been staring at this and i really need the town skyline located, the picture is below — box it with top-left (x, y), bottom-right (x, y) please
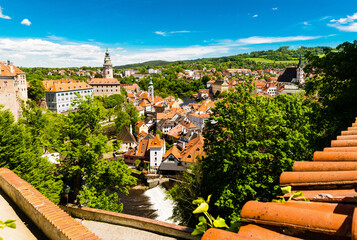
top-left (0, 0), bottom-right (357, 67)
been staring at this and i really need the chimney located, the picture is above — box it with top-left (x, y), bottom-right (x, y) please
top-left (130, 124), bottom-right (133, 135)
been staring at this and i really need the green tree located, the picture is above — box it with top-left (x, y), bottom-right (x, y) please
top-left (28, 78), bottom-right (45, 104)
top-left (304, 40), bottom-right (357, 148)
top-left (0, 107), bottom-right (63, 204)
top-left (55, 97), bottom-right (136, 211)
top-left (115, 109), bottom-right (131, 133)
top-left (200, 82), bottom-right (312, 223)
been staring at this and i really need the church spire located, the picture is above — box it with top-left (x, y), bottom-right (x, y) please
top-left (297, 54), bottom-right (303, 68)
top-left (148, 77), bottom-right (154, 101)
top-left (103, 49), bottom-right (113, 79)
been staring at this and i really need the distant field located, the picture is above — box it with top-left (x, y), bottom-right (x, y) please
top-left (247, 58), bottom-right (299, 64)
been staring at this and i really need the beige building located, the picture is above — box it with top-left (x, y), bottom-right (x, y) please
top-left (87, 78), bottom-right (121, 96)
top-left (212, 79), bottom-right (229, 95)
top-left (0, 61), bottom-right (28, 121)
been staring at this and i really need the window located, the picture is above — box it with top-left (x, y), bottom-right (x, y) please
top-left (155, 157), bottom-right (157, 161)
top-left (155, 152), bottom-right (157, 156)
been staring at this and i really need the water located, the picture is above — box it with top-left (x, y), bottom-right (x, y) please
top-left (119, 185), bottom-right (176, 224)
top-left (144, 185), bottom-right (175, 223)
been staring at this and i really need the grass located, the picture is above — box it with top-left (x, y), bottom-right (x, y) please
top-left (247, 58), bottom-right (299, 64)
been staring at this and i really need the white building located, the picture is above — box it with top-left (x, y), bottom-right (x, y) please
top-left (149, 134), bottom-right (166, 171)
top-left (45, 80), bottom-right (93, 113)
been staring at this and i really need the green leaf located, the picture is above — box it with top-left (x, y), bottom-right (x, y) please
top-left (213, 216), bottom-right (229, 228)
top-left (291, 191), bottom-right (303, 198)
top-left (226, 221), bottom-right (241, 233)
top-left (191, 228), bottom-right (204, 236)
top-left (198, 216), bottom-right (207, 224)
top-left (192, 197), bottom-right (205, 205)
top-left (206, 194), bottom-right (212, 204)
top-left (4, 220), bottom-right (15, 224)
top-left (193, 202), bottom-right (209, 214)
top-left (281, 186), bottom-right (292, 194)
top-left (6, 222), bottom-right (16, 229)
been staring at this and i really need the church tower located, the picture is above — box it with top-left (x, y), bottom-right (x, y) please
top-left (103, 49), bottom-right (113, 79)
top-left (296, 55), bottom-right (304, 84)
top-left (148, 77), bottom-right (154, 101)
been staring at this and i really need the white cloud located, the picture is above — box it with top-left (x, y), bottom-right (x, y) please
top-left (221, 35), bottom-right (322, 45)
top-left (170, 30), bottom-right (190, 34)
top-left (0, 34), bottom-right (326, 67)
top-left (155, 31), bottom-right (167, 36)
top-left (0, 38), bottom-right (229, 67)
top-left (155, 30), bottom-right (191, 36)
top-left (303, 22), bottom-right (310, 25)
top-left (21, 19), bottom-right (31, 26)
top-left (0, 6), bottom-right (11, 19)
top-left (252, 14), bottom-right (258, 18)
top-left (329, 13), bottom-right (357, 32)
top-left (272, 8), bottom-right (278, 11)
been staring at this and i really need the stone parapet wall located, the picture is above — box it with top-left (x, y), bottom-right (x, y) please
top-left (61, 203), bottom-right (199, 240)
top-left (0, 168), bottom-right (100, 240)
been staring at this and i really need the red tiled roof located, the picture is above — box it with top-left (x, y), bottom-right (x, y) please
top-left (0, 61), bottom-right (24, 77)
top-left (150, 134), bottom-right (164, 148)
top-left (44, 80), bottom-right (92, 92)
top-left (179, 135), bottom-right (205, 163)
top-left (204, 117), bottom-right (357, 239)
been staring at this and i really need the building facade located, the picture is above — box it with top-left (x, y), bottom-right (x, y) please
top-left (45, 80), bottom-right (93, 113)
top-left (88, 50), bottom-right (120, 96)
top-left (0, 61), bottom-right (28, 121)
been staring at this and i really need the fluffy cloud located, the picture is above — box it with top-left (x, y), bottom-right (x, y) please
top-left (21, 19), bottom-right (31, 26)
top-left (272, 8), bottom-right (278, 11)
top-left (0, 38), bottom-right (229, 67)
top-left (0, 34), bottom-right (324, 67)
top-left (328, 13), bottom-right (357, 32)
top-left (252, 14), bottom-right (258, 18)
top-left (0, 6), bottom-right (11, 19)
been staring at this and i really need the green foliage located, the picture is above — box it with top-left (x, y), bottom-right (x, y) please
top-left (201, 81), bottom-right (313, 223)
top-left (0, 107), bottom-right (63, 204)
top-left (0, 219), bottom-right (16, 240)
top-left (138, 76), bottom-right (205, 99)
top-left (55, 96), bottom-right (136, 211)
top-left (102, 94), bottom-right (125, 109)
top-left (273, 186), bottom-right (309, 203)
top-left (28, 78), bottom-right (45, 103)
top-left (304, 40), bottom-right (357, 149)
top-left (191, 195), bottom-right (230, 236)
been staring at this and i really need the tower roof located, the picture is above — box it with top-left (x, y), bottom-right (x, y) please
top-left (297, 54), bottom-right (303, 68)
top-left (149, 77), bottom-right (153, 87)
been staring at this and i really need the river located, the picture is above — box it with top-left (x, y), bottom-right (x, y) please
top-left (119, 185), bottom-right (176, 224)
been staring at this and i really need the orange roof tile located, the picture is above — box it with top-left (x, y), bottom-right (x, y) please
top-left (0, 61), bottom-right (24, 77)
top-left (150, 134), bottom-right (164, 148)
top-left (179, 135), bottom-right (205, 163)
top-left (164, 145), bottom-right (181, 159)
top-left (45, 80), bottom-right (93, 92)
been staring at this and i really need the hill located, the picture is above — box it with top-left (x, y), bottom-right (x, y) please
top-left (114, 46), bottom-right (333, 70)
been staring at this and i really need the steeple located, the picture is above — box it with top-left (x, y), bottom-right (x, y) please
top-left (148, 77), bottom-right (154, 102)
top-left (103, 49), bottom-right (113, 79)
top-left (297, 54), bottom-right (303, 68)
top-left (296, 54), bottom-right (304, 84)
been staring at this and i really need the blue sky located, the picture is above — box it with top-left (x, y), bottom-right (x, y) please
top-left (0, 0), bottom-right (356, 67)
